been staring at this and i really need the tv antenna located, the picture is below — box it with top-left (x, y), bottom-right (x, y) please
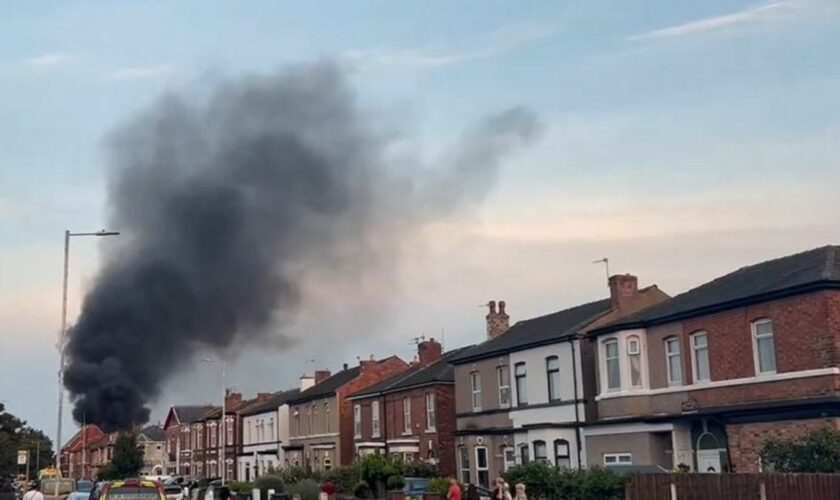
top-left (593, 257), bottom-right (610, 283)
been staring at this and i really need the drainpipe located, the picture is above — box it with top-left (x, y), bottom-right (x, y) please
top-left (382, 395), bottom-right (389, 457)
top-left (570, 338), bottom-right (583, 468)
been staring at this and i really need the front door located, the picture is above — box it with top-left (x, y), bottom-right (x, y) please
top-left (697, 449), bottom-right (722, 473)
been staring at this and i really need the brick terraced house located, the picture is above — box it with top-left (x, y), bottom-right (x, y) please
top-left (586, 246), bottom-right (840, 473)
top-left (348, 339), bottom-right (472, 477)
top-left (285, 356), bottom-right (409, 472)
top-left (163, 405), bottom-right (215, 477)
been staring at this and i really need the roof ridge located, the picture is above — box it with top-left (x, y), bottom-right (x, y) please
top-left (512, 297), bottom-right (611, 326)
top-left (822, 246), bottom-right (837, 280)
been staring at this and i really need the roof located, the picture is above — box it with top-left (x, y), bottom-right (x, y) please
top-left (450, 298), bottom-right (614, 364)
top-left (173, 405), bottom-right (216, 425)
top-left (62, 425), bottom-right (106, 452)
top-left (592, 245), bottom-right (840, 334)
top-left (139, 425), bottom-right (166, 442)
top-left (349, 346), bottom-right (475, 399)
top-left (239, 389), bottom-right (301, 416)
top-left (289, 366), bottom-right (362, 404)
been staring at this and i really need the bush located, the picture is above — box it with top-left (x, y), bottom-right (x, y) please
top-left (503, 463), bottom-right (626, 500)
top-left (402, 460), bottom-right (438, 478)
top-left (761, 427), bottom-right (840, 472)
top-left (279, 466), bottom-right (309, 485)
top-left (426, 478), bottom-right (450, 496)
top-left (322, 464), bottom-right (361, 494)
top-left (254, 474), bottom-right (285, 494)
top-left (353, 480), bottom-right (371, 498)
top-left (227, 482), bottom-right (254, 495)
top-left (386, 475), bottom-right (405, 491)
top-left (285, 479), bottom-right (320, 500)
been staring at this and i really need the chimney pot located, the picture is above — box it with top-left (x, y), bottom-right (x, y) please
top-left (343, 363), bottom-right (349, 371)
top-left (486, 299), bottom-right (510, 340)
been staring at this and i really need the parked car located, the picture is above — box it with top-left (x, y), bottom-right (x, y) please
top-left (68, 480), bottom-right (94, 500)
top-left (100, 480), bottom-right (166, 500)
top-left (162, 484), bottom-right (183, 500)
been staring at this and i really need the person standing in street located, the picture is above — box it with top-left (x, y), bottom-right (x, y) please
top-left (446, 477), bottom-right (461, 500)
top-left (22, 482), bottom-right (43, 500)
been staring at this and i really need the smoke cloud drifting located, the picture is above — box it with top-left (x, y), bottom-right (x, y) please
top-left (63, 62), bottom-right (540, 431)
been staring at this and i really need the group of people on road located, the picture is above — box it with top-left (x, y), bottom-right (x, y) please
top-left (446, 476), bottom-right (527, 500)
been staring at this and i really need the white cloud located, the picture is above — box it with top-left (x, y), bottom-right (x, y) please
top-left (346, 22), bottom-right (557, 72)
top-left (108, 64), bottom-right (172, 82)
top-left (627, 0), bottom-right (834, 41)
top-left (24, 52), bottom-right (73, 68)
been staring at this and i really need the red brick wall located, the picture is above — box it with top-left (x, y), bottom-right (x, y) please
top-left (337, 357), bottom-right (409, 465)
top-left (726, 417), bottom-right (840, 472)
top-left (681, 290), bottom-right (840, 384)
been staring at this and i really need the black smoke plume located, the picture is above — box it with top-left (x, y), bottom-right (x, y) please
top-left (63, 61), bottom-right (540, 431)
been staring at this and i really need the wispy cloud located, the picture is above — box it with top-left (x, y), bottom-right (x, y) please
top-left (24, 52), bottom-right (73, 68)
top-left (108, 64), bottom-right (172, 82)
top-left (346, 22), bottom-right (557, 72)
top-left (627, 0), bottom-right (834, 41)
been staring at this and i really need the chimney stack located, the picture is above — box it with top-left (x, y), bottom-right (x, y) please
top-left (418, 338), bottom-right (443, 366)
top-left (486, 300), bottom-right (510, 340)
top-left (609, 274), bottom-right (639, 310)
top-left (299, 375), bottom-right (315, 392)
top-left (314, 370), bottom-right (331, 384)
top-left (224, 390), bottom-right (242, 411)
top-left (256, 392), bottom-right (273, 402)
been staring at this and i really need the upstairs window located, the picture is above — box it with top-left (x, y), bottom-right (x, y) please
top-left (325, 403), bottom-right (330, 433)
top-left (371, 401), bottom-right (381, 438)
top-left (604, 339), bottom-right (621, 390)
top-left (403, 397), bottom-right (412, 434)
top-left (753, 319), bottom-right (777, 374)
top-left (627, 336), bottom-right (642, 388)
top-left (691, 332), bottom-right (710, 383)
top-left (665, 337), bottom-right (683, 386)
top-left (470, 372), bottom-right (482, 411)
top-left (425, 392), bottom-right (436, 431)
top-left (515, 362), bottom-right (528, 406)
top-left (353, 404), bottom-right (361, 438)
top-left (497, 366), bottom-right (511, 408)
top-left (546, 356), bottom-right (561, 402)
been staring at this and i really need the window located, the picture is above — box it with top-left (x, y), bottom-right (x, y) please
top-left (425, 393), bottom-right (436, 431)
top-left (294, 411), bottom-right (300, 436)
top-left (353, 404), bottom-right (361, 438)
top-left (324, 403), bottom-right (330, 433)
top-left (546, 356), bottom-right (561, 402)
top-left (665, 337), bottom-right (683, 386)
top-left (470, 372), bottom-right (482, 411)
top-left (268, 417), bottom-right (275, 441)
top-left (497, 366), bottom-right (511, 408)
top-left (627, 336), bottom-right (642, 388)
top-left (533, 440), bottom-right (547, 463)
top-left (515, 362), bottom-right (528, 406)
top-left (458, 447), bottom-right (470, 484)
top-left (502, 446), bottom-right (516, 472)
top-left (475, 447), bottom-right (489, 488)
top-left (308, 406), bottom-right (314, 434)
top-left (403, 397), bottom-right (412, 434)
top-left (226, 418), bottom-right (233, 444)
top-left (313, 406), bottom-right (319, 434)
top-left (519, 444), bottom-right (530, 464)
top-left (603, 453), bottom-right (632, 465)
top-left (554, 440), bottom-right (571, 468)
top-left (371, 401), bottom-right (381, 438)
top-left (691, 332), bottom-right (710, 383)
top-left (604, 339), bottom-right (621, 390)
top-left (753, 319), bottom-right (777, 374)
top-left (210, 424), bottom-right (217, 447)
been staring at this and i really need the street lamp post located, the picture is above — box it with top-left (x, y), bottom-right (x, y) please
top-left (202, 358), bottom-right (227, 485)
top-left (55, 229), bottom-right (119, 494)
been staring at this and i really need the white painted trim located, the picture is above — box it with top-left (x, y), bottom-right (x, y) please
top-left (584, 422), bottom-right (674, 437)
top-left (752, 318), bottom-right (777, 375)
top-left (355, 442), bottom-right (386, 448)
top-left (596, 367), bottom-right (840, 400)
top-left (387, 438), bottom-right (420, 445)
top-left (290, 432), bottom-right (339, 439)
top-left (690, 331), bottom-right (710, 384)
top-left (311, 444), bottom-right (335, 450)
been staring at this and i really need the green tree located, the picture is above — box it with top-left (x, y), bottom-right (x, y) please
top-left (101, 433), bottom-right (144, 479)
top-left (760, 427), bottom-right (840, 473)
top-left (0, 403), bottom-right (55, 480)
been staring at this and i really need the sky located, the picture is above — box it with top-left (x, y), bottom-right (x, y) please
top-left (1, 0), bottom-right (839, 445)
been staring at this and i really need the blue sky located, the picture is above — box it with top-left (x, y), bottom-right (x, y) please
top-left (2, 0), bottom-right (840, 443)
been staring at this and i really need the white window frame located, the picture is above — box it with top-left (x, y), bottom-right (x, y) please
top-left (603, 453), bottom-right (632, 465)
top-left (627, 335), bottom-right (643, 388)
top-left (324, 403), bottom-right (330, 433)
top-left (691, 331), bottom-right (711, 383)
top-left (425, 392), bottom-right (436, 431)
top-left (604, 338), bottom-right (621, 391)
top-left (665, 337), bottom-right (683, 386)
top-left (502, 445), bottom-right (516, 472)
top-left (554, 439), bottom-right (571, 468)
top-left (458, 447), bottom-right (470, 484)
top-left (402, 397), bottom-right (412, 434)
top-left (533, 440), bottom-right (547, 463)
top-left (470, 372), bottom-right (482, 411)
top-left (497, 366), bottom-right (511, 408)
top-left (371, 401), bottom-right (381, 438)
top-left (353, 404), bottom-right (361, 438)
top-left (475, 446), bottom-right (490, 489)
top-left (752, 319), bottom-right (777, 375)
top-left (514, 362), bottom-right (528, 407)
top-left (546, 356), bottom-right (561, 402)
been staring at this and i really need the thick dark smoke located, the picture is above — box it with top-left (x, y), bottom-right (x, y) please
top-left (63, 61), bottom-right (540, 431)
